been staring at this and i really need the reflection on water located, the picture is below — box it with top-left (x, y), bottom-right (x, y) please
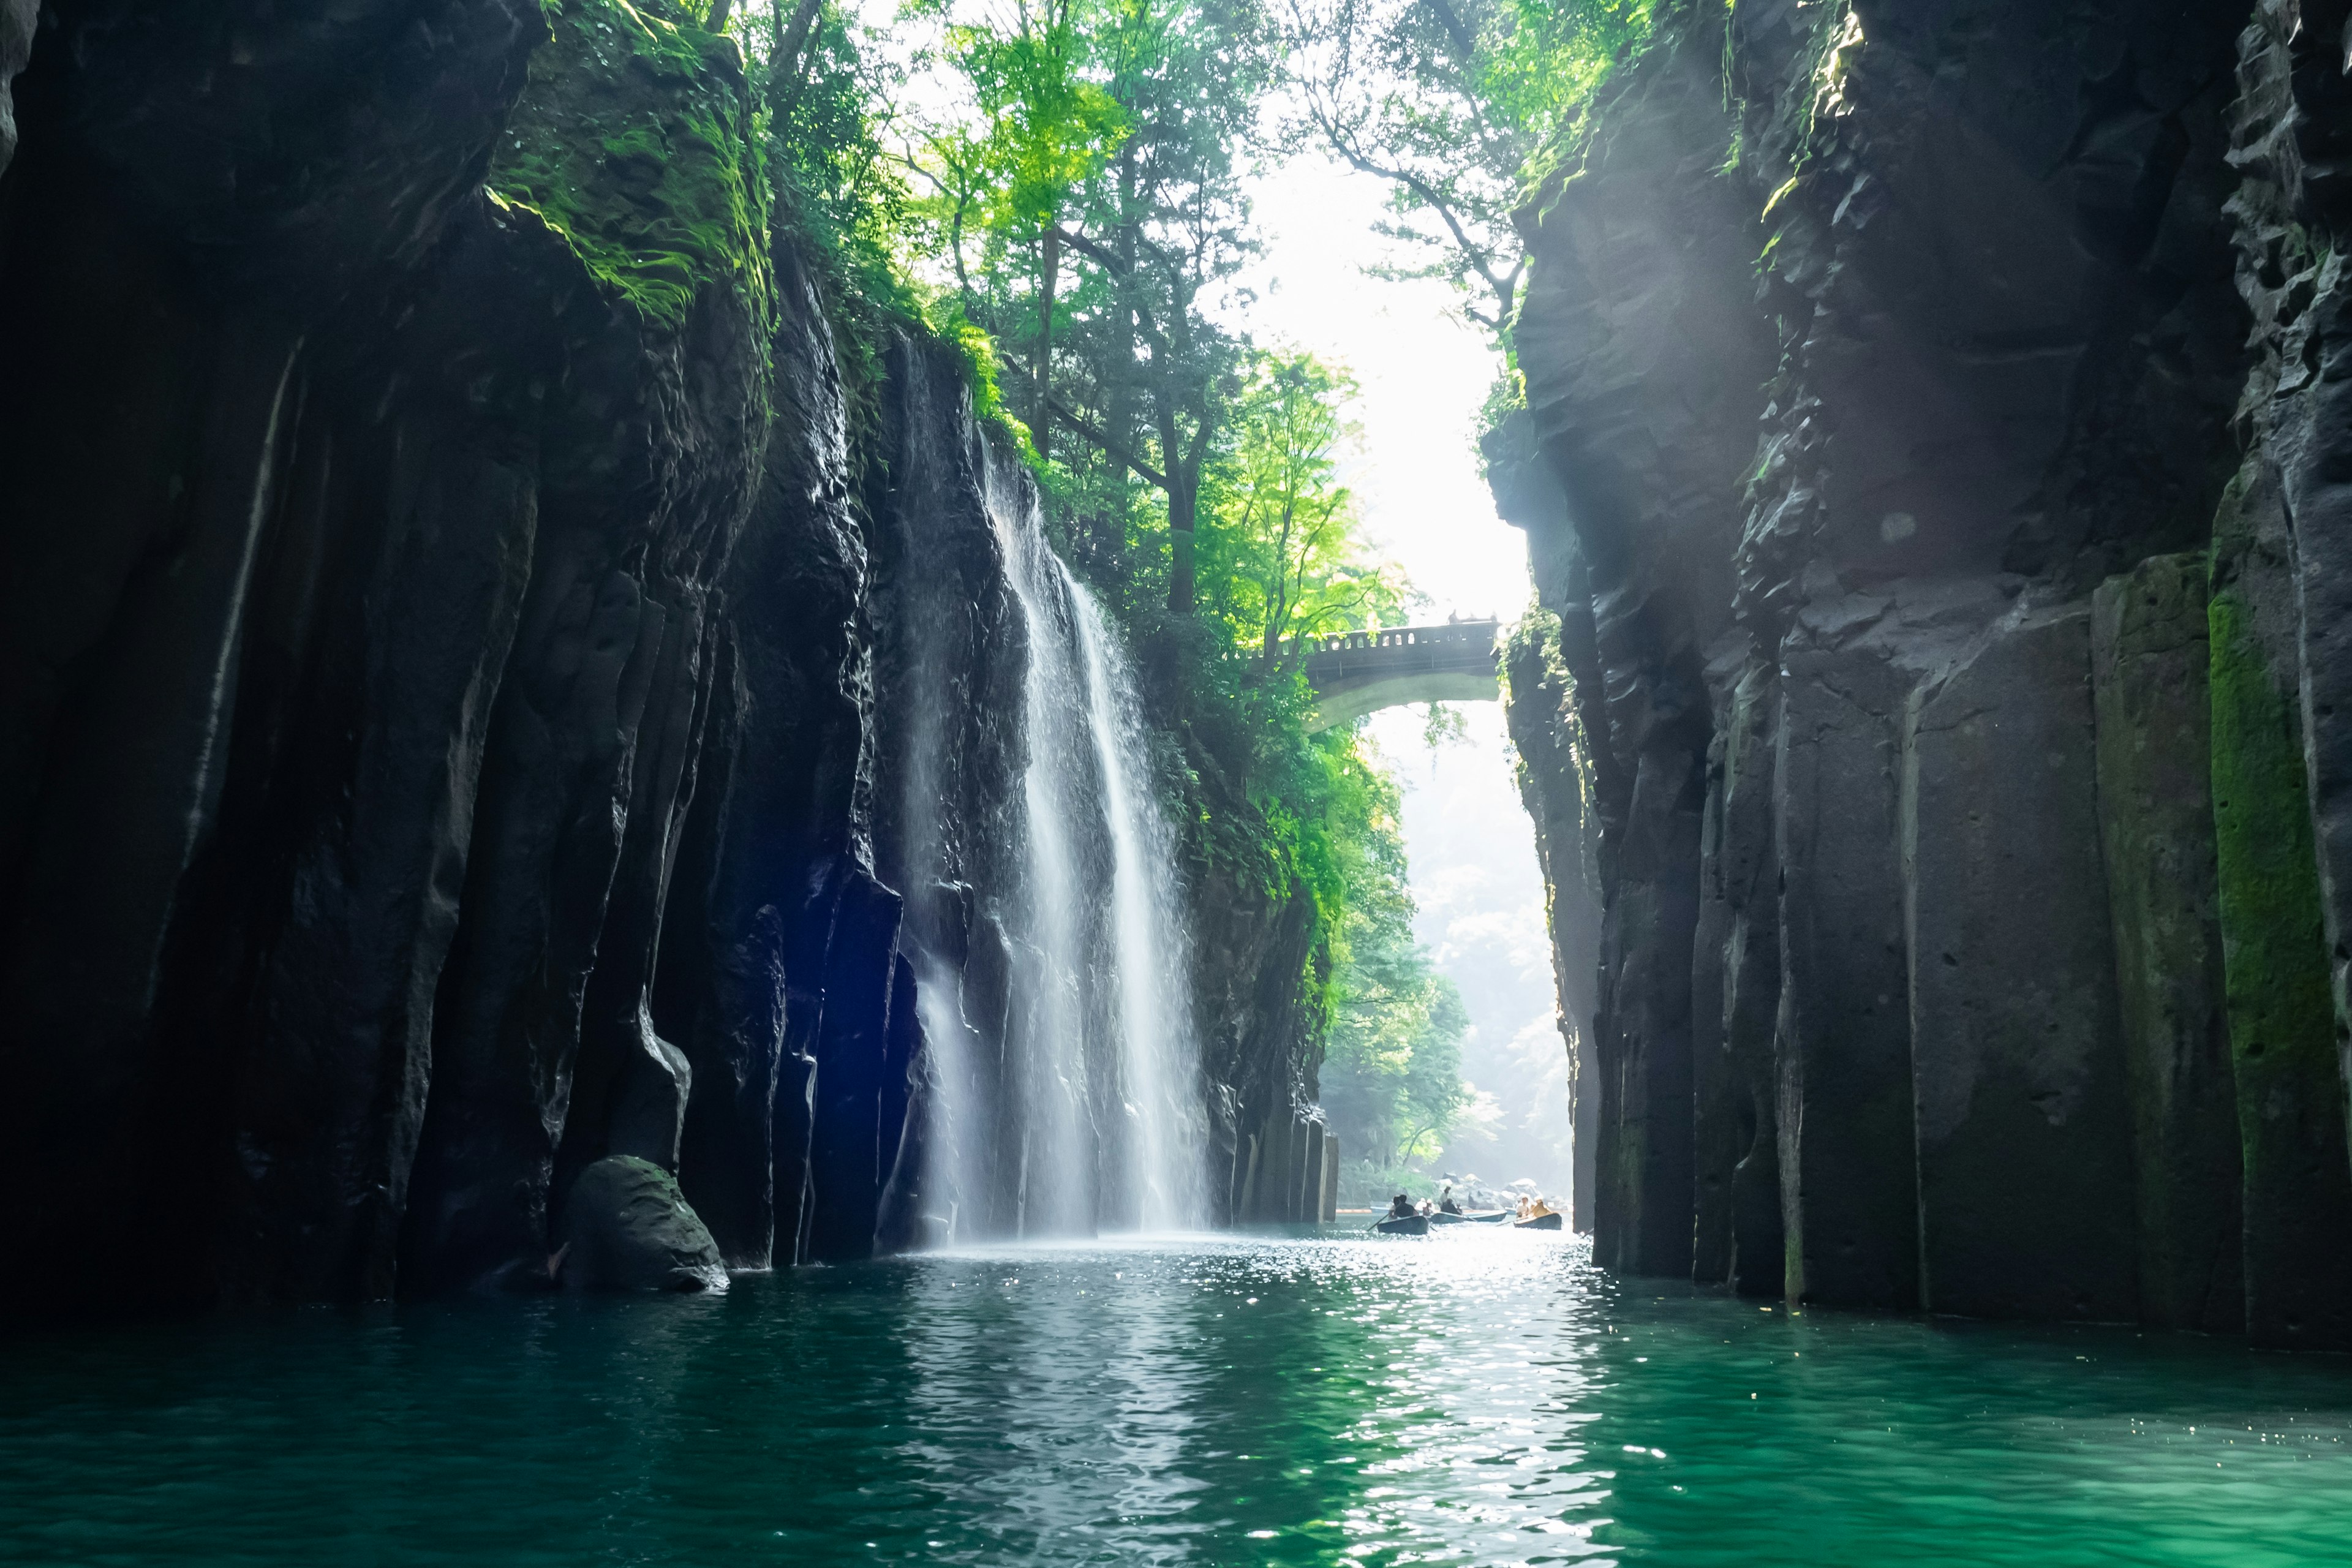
top-left (4, 1231), bottom-right (2351, 1565)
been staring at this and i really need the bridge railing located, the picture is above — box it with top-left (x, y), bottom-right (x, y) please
top-left (1294, 619), bottom-right (1502, 659)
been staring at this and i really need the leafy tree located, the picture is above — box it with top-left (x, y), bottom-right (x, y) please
top-left (1202, 350), bottom-right (1408, 669)
top-left (1279, 0), bottom-right (1654, 342)
top-left (905, 0), bottom-right (1272, 611)
top-left (906, 0), bottom-right (1131, 455)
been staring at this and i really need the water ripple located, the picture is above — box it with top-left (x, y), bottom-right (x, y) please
top-left (3, 1230), bottom-right (2350, 1565)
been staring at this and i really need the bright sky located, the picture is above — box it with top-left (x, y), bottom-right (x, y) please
top-left (1235, 155), bottom-right (1532, 621)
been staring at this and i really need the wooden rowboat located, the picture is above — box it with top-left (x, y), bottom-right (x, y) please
top-left (1513, 1212), bottom-right (1562, 1231)
top-left (1373, 1215), bottom-right (1431, 1236)
top-left (1428, 1209), bottom-right (1512, 1225)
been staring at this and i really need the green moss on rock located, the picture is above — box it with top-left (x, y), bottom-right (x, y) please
top-left (490, 0), bottom-right (772, 333)
top-left (2206, 461), bottom-right (2352, 1345)
top-left (2208, 586), bottom-right (2332, 1077)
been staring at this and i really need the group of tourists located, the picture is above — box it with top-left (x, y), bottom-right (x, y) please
top-left (1383, 1187), bottom-right (1556, 1221)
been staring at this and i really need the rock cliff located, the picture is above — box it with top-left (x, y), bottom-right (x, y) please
top-left (1498, 0), bottom-right (2352, 1344)
top-left (0, 0), bottom-right (1318, 1316)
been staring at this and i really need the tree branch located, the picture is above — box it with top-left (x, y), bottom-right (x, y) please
top-left (1048, 393), bottom-right (1172, 490)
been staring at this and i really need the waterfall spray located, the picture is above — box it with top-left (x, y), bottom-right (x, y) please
top-left (992, 499), bottom-right (1098, 1237)
top-left (896, 447), bottom-right (1206, 1241)
top-left (1070, 586), bottom-right (1207, 1231)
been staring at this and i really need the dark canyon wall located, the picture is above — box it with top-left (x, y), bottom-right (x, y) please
top-left (0, 0), bottom-right (1321, 1318)
top-left (1498, 0), bottom-right (2352, 1344)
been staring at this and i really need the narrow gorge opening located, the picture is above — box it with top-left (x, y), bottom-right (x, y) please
top-left (9, 0), bottom-right (2352, 1560)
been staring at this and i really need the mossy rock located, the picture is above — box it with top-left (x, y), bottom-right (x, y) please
top-left (559, 1155), bottom-right (729, 1292)
top-left (489, 0), bottom-right (772, 334)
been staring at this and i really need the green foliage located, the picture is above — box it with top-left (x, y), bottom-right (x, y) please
top-left (759, 1), bottom-right (910, 308)
top-left (904, 0), bottom-right (1272, 608)
top-left (921, 0), bottom-right (1134, 234)
top-left (927, 292), bottom-right (1039, 450)
top-left (1316, 783), bottom-right (1474, 1176)
top-left (895, 1), bottom-right (1419, 1022)
top-left (492, 0), bottom-right (774, 333)
top-left (1282, 0), bottom-right (1655, 339)
top-left (1107, 347), bottom-right (1414, 968)
top-left (1199, 350), bottom-right (1410, 661)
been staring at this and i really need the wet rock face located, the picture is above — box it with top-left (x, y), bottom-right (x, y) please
top-left (1499, 0), bottom-right (2352, 1343)
top-left (0, 0), bottom-right (31, 177)
top-left (2091, 554), bottom-right (2241, 1333)
top-left (0, 0), bottom-right (1311, 1316)
top-left (559, 1156), bottom-right (729, 1294)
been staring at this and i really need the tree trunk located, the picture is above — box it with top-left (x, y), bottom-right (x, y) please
top-left (772, 0), bottom-right (824, 119)
top-left (1167, 475), bottom-right (1196, 614)
top-left (1036, 224), bottom-right (1058, 467)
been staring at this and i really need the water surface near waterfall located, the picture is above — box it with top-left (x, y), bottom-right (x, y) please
top-left (6, 1232), bottom-right (2350, 1566)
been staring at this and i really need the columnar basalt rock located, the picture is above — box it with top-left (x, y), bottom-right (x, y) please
top-left (1904, 607), bottom-right (2136, 1323)
top-left (2091, 553), bottom-right (2242, 1333)
top-left (1770, 640), bottom-right (1917, 1310)
top-left (2214, 0), bottom-right (2352, 1350)
top-left (0, 0), bottom-right (557, 1310)
top-left (1701, 659), bottom-right (1783, 1298)
top-left (1502, 6), bottom-right (1776, 1267)
top-left (1497, 568), bottom-right (1600, 1234)
top-left (1496, 0), bottom-right (2352, 1340)
top-left (0, 0), bottom-right (1317, 1317)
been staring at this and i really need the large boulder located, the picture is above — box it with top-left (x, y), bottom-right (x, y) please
top-left (558, 1156), bottom-right (729, 1293)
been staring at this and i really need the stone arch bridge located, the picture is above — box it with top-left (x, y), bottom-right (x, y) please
top-left (1300, 619), bottom-right (1502, 731)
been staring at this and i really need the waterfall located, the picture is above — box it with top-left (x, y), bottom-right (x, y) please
top-left (899, 441), bottom-right (1205, 1241)
top-left (992, 503), bottom-right (1099, 1238)
top-left (1070, 590), bottom-right (1207, 1231)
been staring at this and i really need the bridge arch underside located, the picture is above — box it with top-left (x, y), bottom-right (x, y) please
top-left (1308, 669), bottom-right (1499, 731)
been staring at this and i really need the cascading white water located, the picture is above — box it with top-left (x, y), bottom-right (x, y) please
top-left (1070, 587), bottom-right (1207, 1231)
top-left (992, 503), bottom-right (1097, 1237)
top-left (905, 461), bottom-right (1204, 1239)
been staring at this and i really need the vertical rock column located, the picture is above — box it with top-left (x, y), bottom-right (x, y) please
top-left (1717, 664), bottom-right (1784, 1296)
top-left (2209, 466), bottom-right (2352, 1348)
top-left (1320, 1133), bottom-right (1340, 1223)
top-left (1501, 609), bottom-right (1602, 1232)
top-left (1773, 646), bottom-right (1918, 1309)
top-left (1593, 745), bottom-right (1705, 1277)
top-left (1691, 726), bottom-right (1736, 1283)
top-left (1904, 609), bottom-right (2138, 1321)
top-left (2090, 554), bottom-right (2242, 1333)
top-left (221, 418), bottom-right (542, 1303)
top-left (0, 320), bottom-right (302, 1296)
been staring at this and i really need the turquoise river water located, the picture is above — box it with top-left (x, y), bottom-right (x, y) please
top-left (4, 1227), bottom-right (2350, 1566)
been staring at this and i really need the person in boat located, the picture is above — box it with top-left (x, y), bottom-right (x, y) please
top-left (1387, 1193), bottom-right (1417, 1221)
top-left (1438, 1186), bottom-right (1462, 1216)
